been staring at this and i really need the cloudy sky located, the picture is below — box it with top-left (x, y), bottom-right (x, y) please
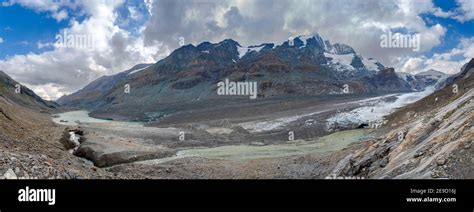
top-left (0, 0), bottom-right (473, 100)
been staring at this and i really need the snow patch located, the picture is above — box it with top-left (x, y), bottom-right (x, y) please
top-left (362, 58), bottom-right (381, 71)
top-left (128, 65), bottom-right (151, 76)
top-left (324, 52), bottom-right (356, 71)
top-left (237, 45), bottom-right (265, 58)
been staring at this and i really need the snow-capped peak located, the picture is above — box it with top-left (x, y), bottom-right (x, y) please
top-left (295, 34), bottom-right (325, 49)
top-left (324, 52), bottom-right (384, 72)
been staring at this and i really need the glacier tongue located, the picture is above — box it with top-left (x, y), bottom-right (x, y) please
top-left (326, 87), bottom-right (435, 130)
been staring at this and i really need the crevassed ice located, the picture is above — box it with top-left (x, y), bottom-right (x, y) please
top-left (326, 87), bottom-right (435, 129)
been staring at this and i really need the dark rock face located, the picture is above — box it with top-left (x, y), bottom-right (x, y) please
top-left (58, 35), bottom-right (443, 121)
top-left (350, 55), bottom-right (365, 70)
top-left (369, 68), bottom-right (412, 92)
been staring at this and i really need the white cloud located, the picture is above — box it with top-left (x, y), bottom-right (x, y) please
top-left (0, 0), bottom-right (164, 100)
top-left (36, 41), bottom-right (52, 49)
top-left (430, 37), bottom-right (474, 73)
top-left (23, 83), bottom-right (68, 101)
top-left (433, 8), bottom-right (456, 18)
top-left (144, 0), bottom-right (154, 14)
top-left (0, 37), bottom-right (3, 44)
top-left (2, 0), bottom-right (78, 22)
top-left (400, 57), bottom-right (425, 73)
top-left (399, 37), bottom-right (474, 75)
top-left (454, 0), bottom-right (474, 22)
top-left (128, 6), bottom-right (139, 20)
top-left (52, 9), bottom-right (69, 21)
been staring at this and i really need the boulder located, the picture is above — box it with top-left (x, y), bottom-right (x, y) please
top-left (436, 158), bottom-right (446, 166)
top-left (3, 168), bottom-right (17, 179)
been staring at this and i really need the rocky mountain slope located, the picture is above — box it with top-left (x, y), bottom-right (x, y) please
top-left (58, 35), bottom-right (443, 122)
top-left (56, 63), bottom-right (152, 110)
top-left (332, 59), bottom-right (474, 179)
top-left (0, 70), bottom-right (59, 111)
top-left (0, 71), bottom-right (118, 179)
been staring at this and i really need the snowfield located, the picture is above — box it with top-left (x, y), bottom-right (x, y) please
top-left (237, 45), bottom-right (266, 58)
top-left (324, 52), bottom-right (355, 72)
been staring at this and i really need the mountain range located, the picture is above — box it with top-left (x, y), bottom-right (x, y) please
top-left (57, 34), bottom-right (448, 121)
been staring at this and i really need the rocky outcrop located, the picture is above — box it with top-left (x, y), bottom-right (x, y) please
top-left (62, 127), bottom-right (176, 167)
top-left (74, 144), bottom-right (175, 167)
